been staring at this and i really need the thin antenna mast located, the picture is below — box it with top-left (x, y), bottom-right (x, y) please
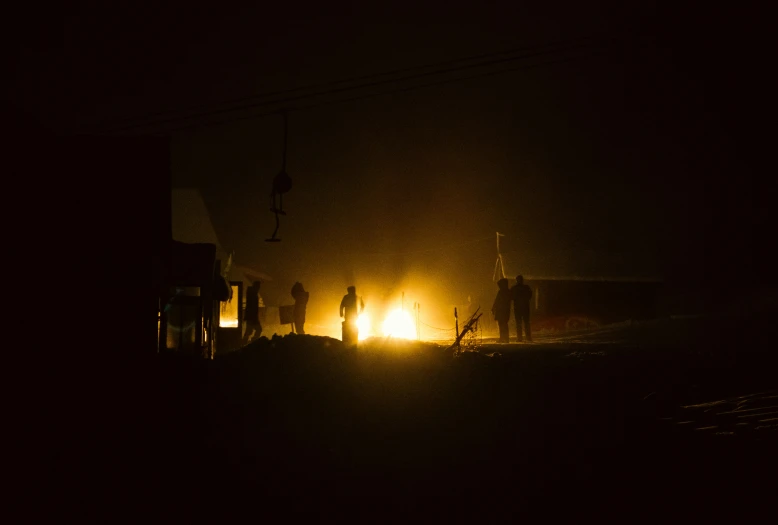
top-left (493, 232), bottom-right (506, 281)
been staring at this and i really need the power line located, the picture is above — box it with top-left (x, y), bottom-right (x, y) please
top-left (104, 34), bottom-right (609, 133)
top-left (105, 37), bottom-right (612, 135)
top-left (419, 320), bottom-right (456, 332)
top-left (107, 41), bottom-right (595, 134)
top-left (344, 235), bottom-right (494, 257)
top-left (151, 50), bottom-right (603, 136)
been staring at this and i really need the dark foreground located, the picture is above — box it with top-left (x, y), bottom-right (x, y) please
top-left (63, 312), bottom-right (777, 521)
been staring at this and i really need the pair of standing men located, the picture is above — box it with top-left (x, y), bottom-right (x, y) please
top-left (492, 275), bottom-right (533, 343)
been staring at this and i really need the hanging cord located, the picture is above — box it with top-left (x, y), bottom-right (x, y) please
top-left (267, 110), bottom-right (291, 242)
top-left (418, 320), bottom-right (457, 332)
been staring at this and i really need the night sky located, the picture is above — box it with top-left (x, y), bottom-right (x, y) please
top-left (7, 3), bottom-right (775, 324)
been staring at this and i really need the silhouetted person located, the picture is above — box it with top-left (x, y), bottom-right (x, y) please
top-left (242, 281), bottom-right (262, 345)
top-left (492, 278), bottom-right (512, 343)
top-left (511, 275), bottom-right (533, 342)
top-left (291, 281), bottom-right (309, 334)
top-left (340, 285), bottom-right (364, 346)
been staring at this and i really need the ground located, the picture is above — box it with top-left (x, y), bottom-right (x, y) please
top-left (61, 309), bottom-right (777, 521)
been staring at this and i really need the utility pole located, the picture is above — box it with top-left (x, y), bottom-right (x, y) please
top-left (493, 232), bottom-right (506, 281)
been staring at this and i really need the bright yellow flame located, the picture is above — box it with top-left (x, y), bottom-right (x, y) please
top-left (357, 313), bottom-right (371, 341)
top-left (219, 286), bottom-right (240, 327)
top-left (382, 309), bottom-right (417, 340)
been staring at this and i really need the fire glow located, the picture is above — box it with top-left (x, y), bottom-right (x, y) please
top-left (382, 309), bottom-right (416, 340)
top-left (357, 313), bottom-right (371, 340)
top-left (354, 309), bottom-right (417, 341)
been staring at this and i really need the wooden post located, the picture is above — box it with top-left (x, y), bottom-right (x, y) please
top-left (446, 307), bottom-right (482, 353)
top-left (454, 307), bottom-right (460, 351)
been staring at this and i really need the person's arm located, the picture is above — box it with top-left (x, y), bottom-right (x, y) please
top-left (340, 298), bottom-right (345, 318)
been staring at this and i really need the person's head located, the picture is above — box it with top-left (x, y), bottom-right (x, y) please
top-left (497, 278), bottom-right (509, 290)
top-left (347, 286), bottom-right (356, 294)
top-left (516, 275), bottom-right (523, 285)
top-left (253, 280), bottom-right (261, 290)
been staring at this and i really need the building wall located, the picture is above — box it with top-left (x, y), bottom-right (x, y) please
top-left (527, 279), bottom-right (663, 326)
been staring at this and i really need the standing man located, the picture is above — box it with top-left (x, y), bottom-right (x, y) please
top-left (340, 285), bottom-right (364, 346)
top-left (242, 281), bottom-right (263, 346)
top-left (511, 275), bottom-right (533, 342)
top-left (492, 278), bottom-right (512, 343)
top-left (291, 281), bottom-right (309, 334)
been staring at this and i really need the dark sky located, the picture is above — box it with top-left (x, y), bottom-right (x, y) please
top-left (7, 2), bottom-right (775, 320)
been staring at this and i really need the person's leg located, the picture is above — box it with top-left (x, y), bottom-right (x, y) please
top-left (498, 320), bottom-right (508, 342)
top-left (523, 313), bottom-right (532, 341)
top-left (242, 324), bottom-right (253, 345)
top-left (514, 313), bottom-right (523, 342)
top-left (245, 322), bottom-right (261, 343)
top-left (343, 320), bottom-right (356, 345)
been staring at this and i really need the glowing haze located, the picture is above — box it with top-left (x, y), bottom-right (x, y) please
top-left (381, 309), bottom-right (417, 340)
